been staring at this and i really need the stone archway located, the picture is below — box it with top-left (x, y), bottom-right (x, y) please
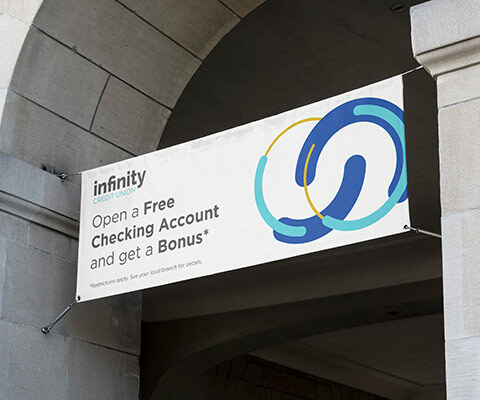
top-left (0, 1), bottom-right (450, 399)
top-left (0, 1), bottom-right (264, 398)
top-left (1, 0), bottom-right (265, 172)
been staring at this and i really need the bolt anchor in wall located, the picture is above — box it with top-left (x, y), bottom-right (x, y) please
top-left (41, 298), bottom-right (79, 334)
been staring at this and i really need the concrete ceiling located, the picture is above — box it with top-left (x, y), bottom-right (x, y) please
top-left (254, 314), bottom-right (445, 399)
top-left (300, 315), bottom-right (445, 387)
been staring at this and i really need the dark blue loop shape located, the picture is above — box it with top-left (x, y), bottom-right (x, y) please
top-left (274, 98), bottom-right (406, 244)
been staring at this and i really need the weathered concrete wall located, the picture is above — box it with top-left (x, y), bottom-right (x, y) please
top-left (0, 151), bottom-right (141, 399)
top-left (0, 0), bottom-right (264, 398)
top-left (0, 0), bottom-right (42, 120)
top-left (1, 0), bottom-right (265, 174)
top-left (411, 0), bottom-right (480, 398)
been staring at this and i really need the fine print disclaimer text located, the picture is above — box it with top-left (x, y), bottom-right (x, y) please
top-left (89, 259), bottom-right (203, 289)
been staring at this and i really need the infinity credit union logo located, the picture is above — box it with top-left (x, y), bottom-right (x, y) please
top-left (254, 98), bottom-right (408, 244)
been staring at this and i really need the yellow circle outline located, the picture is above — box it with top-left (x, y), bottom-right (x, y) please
top-left (264, 118), bottom-right (322, 157)
top-left (303, 144), bottom-right (324, 220)
top-left (264, 118), bottom-right (324, 220)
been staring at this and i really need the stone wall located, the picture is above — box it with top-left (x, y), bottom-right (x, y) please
top-left (0, 1), bottom-right (264, 398)
top-left (0, 151), bottom-right (141, 399)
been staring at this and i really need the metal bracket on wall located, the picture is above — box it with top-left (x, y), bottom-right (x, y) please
top-left (41, 298), bottom-right (79, 334)
top-left (57, 172), bottom-right (80, 182)
top-left (404, 225), bottom-right (441, 239)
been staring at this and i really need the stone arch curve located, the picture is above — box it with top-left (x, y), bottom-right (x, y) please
top-left (0, 0), bottom-right (264, 174)
top-left (0, 2), bottom-right (443, 399)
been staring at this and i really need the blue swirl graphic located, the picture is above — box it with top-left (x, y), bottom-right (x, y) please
top-left (254, 97), bottom-right (407, 244)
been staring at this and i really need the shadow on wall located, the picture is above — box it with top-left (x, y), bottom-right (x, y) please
top-left (204, 355), bottom-right (386, 399)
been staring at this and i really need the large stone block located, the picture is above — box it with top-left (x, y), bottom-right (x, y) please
top-left (64, 292), bottom-right (142, 355)
top-left (438, 98), bottom-right (480, 213)
top-left (91, 77), bottom-right (171, 155)
top-left (0, 91), bottom-right (131, 174)
top-left (10, 28), bottom-right (108, 129)
top-left (0, 239), bottom-right (76, 325)
top-left (0, 237), bottom-right (6, 317)
top-left (66, 338), bottom-right (139, 400)
top-left (0, 320), bottom-right (8, 400)
top-left (0, 143), bottom-right (46, 206)
top-left (222, 0), bottom-right (264, 17)
top-left (0, 210), bottom-right (29, 246)
top-left (411, 0), bottom-right (480, 56)
top-left (117, 0), bottom-right (239, 59)
top-left (0, 0), bottom-right (43, 24)
top-left (0, 319), bottom-right (70, 400)
top-left (0, 239), bottom-right (141, 354)
top-left (445, 336), bottom-right (480, 399)
top-left (34, 0), bottom-right (201, 108)
top-left (0, 150), bottom-right (80, 236)
top-left (437, 63), bottom-right (480, 108)
top-left (0, 319), bottom-right (139, 399)
top-left (28, 222), bottom-right (78, 262)
top-left (0, 14), bottom-right (30, 88)
top-left (441, 209), bottom-right (480, 341)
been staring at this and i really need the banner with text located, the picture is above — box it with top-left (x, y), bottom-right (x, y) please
top-left (77, 76), bottom-right (409, 302)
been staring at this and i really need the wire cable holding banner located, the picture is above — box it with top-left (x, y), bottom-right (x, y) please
top-left (404, 225), bottom-right (441, 239)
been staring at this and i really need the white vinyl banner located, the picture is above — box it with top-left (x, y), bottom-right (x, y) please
top-left (77, 76), bottom-right (409, 302)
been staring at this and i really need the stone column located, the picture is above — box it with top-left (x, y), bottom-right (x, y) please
top-left (0, 2), bottom-right (142, 397)
top-left (411, 1), bottom-right (480, 398)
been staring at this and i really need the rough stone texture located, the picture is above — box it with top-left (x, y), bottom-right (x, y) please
top-left (0, 14), bottom-right (30, 89)
top-left (0, 91), bottom-right (131, 174)
top-left (445, 336), bottom-right (480, 400)
top-left (0, 229), bottom-right (141, 355)
top-left (91, 77), bottom-right (171, 155)
top-left (0, 0), bottom-right (271, 398)
top-left (4, 320), bottom-right (70, 400)
top-left (441, 209), bottom-right (480, 341)
top-left (0, 0), bottom-right (43, 122)
top-left (10, 28), bottom-right (109, 129)
top-left (0, 147), bottom-right (80, 236)
top-left (67, 338), bottom-right (139, 400)
top-left (33, 0), bottom-right (201, 108)
top-left (28, 222), bottom-right (78, 261)
top-left (0, 319), bottom-right (139, 400)
top-left (0, 0), bottom-right (43, 23)
top-left (0, 236), bottom-right (6, 317)
top-left (0, 147), bottom-right (46, 206)
top-left (415, 36), bottom-right (480, 78)
top-left (437, 63), bottom-right (480, 108)
top-left (411, 0), bottom-right (480, 56)
top-left (117, 0), bottom-right (239, 59)
top-left (0, 210), bottom-right (29, 245)
top-left (0, 238), bottom-right (77, 329)
top-left (222, 0), bottom-right (264, 17)
top-left (438, 98), bottom-right (480, 213)
top-left (0, 151), bottom-right (142, 397)
top-left (411, 1), bottom-right (480, 398)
